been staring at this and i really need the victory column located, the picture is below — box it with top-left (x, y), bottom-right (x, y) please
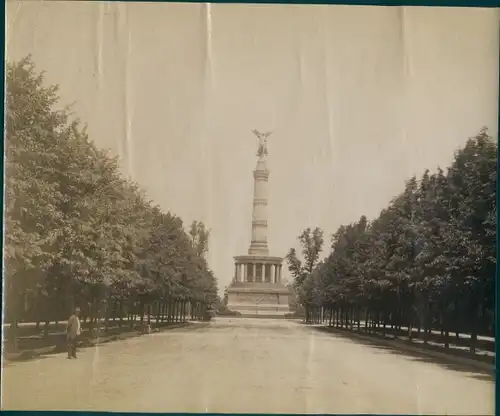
top-left (226, 130), bottom-right (291, 317)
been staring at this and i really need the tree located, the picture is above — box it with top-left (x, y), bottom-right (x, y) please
top-left (188, 220), bottom-right (210, 258)
top-left (4, 57), bottom-right (219, 337)
top-left (5, 57), bottom-right (68, 329)
top-left (294, 128), bottom-right (496, 352)
top-left (285, 227), bottom-right (324, 305)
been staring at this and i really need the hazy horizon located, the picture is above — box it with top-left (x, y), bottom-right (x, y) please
top-left (6, 1), bottom-right (499, 289)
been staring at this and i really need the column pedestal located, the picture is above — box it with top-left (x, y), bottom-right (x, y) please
top-left (228, 255), bottom-right (290, 317)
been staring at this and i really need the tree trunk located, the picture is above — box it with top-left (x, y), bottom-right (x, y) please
top-left (104, 299), bottom-right (110, 333)
top-left (88, 309), bottom-right (94, 336)
top-left (417, 308), bottom-right (421, 337)
top-left (43, 320), bottom-right (50, 339)
top-left (112, 300), bottom-right (117, 322)
top-left (470, 301), bottom-right (480, 354)
top-left (423, 300), bottom-right (429, 345)
top-left (408, 306), bottom-right (413, 341)
top-left (140, 300), bottom-right (145, 324)
top-left (440, 309), bottom-right (444, 337)
top-left (444, 307), bottom-right (450, 349)
top-left (155, 301), bottom-right (161, 325)
top-left (129, 301), bottom-right (134, 329)
top-left (470, 330), bottom-right (478, 354)
top-left (119, 298), bottom-right (124, 328)
top-left (9, 320), bottom-right (19, 351)
top-left (393, 308), bottom-right (399, 340)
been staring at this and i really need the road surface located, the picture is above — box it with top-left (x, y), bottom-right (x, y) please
top-left (2, 317), bottom-right (494, 414)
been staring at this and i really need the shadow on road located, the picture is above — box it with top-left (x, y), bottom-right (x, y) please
top-left (2, 354), bottom-right (53, 368)
top-left (168, 322), bottom-right (211, 331)
top-left (312, 326), bottom-right (494, 382)
top-left (4, 321), bottom-right (209, 364)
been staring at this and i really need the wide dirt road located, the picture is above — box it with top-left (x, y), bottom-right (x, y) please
top-left (2, 317), bottom-right (494, 414)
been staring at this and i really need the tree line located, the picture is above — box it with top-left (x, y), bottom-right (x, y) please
top-left (287, 128), bottom-right (496, 353)
top-left (4, 57), bottom-right (218, 336)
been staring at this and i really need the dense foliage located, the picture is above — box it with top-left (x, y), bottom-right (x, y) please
top-left (285, 227), bottom-right (324, 310)
top-left (288, 129), bottom-right (497, 352)
top-left (4, 57), bottom-right (218, 332)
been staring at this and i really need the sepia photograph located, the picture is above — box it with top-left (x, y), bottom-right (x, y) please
top-left (2, 1), bottom-right (498, 415)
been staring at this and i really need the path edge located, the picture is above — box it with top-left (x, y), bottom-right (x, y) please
top-left (317, 325), bottom-right (495, 374)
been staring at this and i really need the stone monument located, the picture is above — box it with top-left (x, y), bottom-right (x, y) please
top-left (226, 130), bottom-right (290, 317)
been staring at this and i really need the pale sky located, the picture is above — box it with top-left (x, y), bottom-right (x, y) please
top-left (6, 2), bottom-right (499, 290)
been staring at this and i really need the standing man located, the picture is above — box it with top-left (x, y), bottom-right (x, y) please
top-left (66, 307), bottom-right (81, 359)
